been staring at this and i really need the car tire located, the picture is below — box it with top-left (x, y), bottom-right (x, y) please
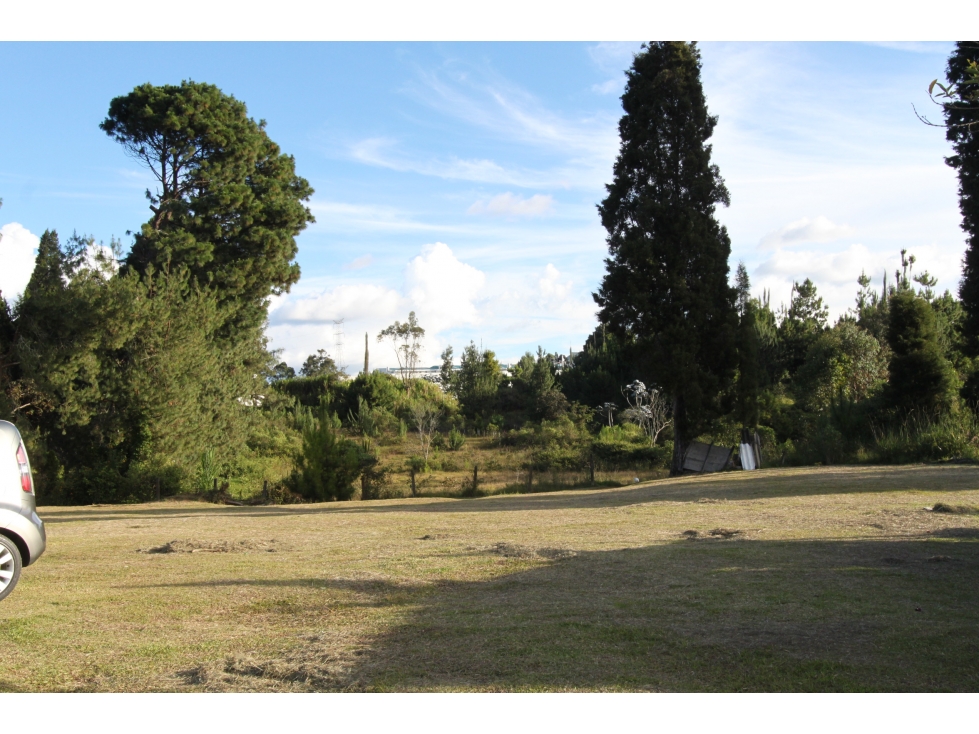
top-left (0, 535), bottom-right (22, 602)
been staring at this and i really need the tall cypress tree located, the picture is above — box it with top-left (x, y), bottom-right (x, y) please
top-left (595, 42), bottom-right (737, 475)
top-left (945, 42), bottom-right (979, 354)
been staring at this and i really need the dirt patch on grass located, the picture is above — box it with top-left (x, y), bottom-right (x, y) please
top-left (139, 539), bottom-right (281, 554)
top-left (681, 528), bottom-right (742, 540)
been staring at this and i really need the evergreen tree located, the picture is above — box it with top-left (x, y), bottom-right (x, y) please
top-left (100, 81), bottom-right (314, 335)
top-left (594, 42), bottom-right (737, 475)
top-left (455, 342), bottom-right (502, 426)
top-left (778, 278), bottom-right (829, 380)
top-left (942, 43), bottom-right (979, 356)
top-left (886, 290), bottom-right (955, 418)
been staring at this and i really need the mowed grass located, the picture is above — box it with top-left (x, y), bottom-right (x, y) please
top-left (3, 464), bottom-right (979, 691)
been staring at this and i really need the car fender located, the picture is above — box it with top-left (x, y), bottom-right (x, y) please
top-left (0, 506), bottom-right (45, 566)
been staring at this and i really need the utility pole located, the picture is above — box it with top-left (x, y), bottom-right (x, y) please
top-left (333, 319), bottom-right (344, 373)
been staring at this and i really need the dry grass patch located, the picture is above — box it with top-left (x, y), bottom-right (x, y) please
top-left (2, 464), bottom-right (979, 691)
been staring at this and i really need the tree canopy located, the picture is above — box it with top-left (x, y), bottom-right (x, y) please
top-left (101, 81), bottom-right (314, 334)
top-left (594, 41), bottom-right (737, 474)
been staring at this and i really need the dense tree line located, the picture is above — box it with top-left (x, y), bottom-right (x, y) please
top-left (1, 81), bottom-right (313, 503)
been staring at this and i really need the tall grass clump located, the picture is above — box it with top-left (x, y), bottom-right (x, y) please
top-left (871, 411), bottom-right (979, 464)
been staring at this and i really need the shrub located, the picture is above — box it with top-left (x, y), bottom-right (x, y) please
top-left (286, 409), bottom-right (362, 501)
top-left (193, 450), bottom-right (220, 493)
top-left (871, 411), bottom-right (978, 464)
top-left (448, 427), bottom-right (466, 450)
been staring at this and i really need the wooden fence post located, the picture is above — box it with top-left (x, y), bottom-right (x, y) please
top-left (155, 477), bottom-right (161, 502)
top-left (410, 467), bottom-right (417, 497)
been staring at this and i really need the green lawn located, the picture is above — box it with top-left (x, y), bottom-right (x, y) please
top-left (2, 464), bottom-right (978, 691)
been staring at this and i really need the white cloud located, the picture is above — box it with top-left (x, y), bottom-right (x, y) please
top-left (751, 241), bottom-right (964, 322)
top-left (758, 216), bottom-right (855, 250)
top-left (273, 283), bottom-right (402, 325)
top-left (0, 222), bottom-right (39, 306)
top-left (268, 243), bottom-right (484, 370)
top-left (344, 254), bottom-right (373, 270)
top-left (349, 137), bottom-right (562, 189)
top-left (309, 198), bottom-right (462, 233)
top-left (266, 244), bottom-right (597, 369)
top-left (467, 192), bottom-right (555, 218)
top-left (404, 242), bottom-right (485, 333)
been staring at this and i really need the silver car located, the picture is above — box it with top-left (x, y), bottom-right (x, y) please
top-left (0, 420), bottom-right (46, 601)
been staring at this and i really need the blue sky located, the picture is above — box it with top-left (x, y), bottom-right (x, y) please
top-left (0, 42), bottom-right (963, 371)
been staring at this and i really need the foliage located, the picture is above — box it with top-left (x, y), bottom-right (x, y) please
top-left (940, 44), bottom-right (979, 358)
top-left (193, 450), bottom-right (220, 493)
top-left (409, 400), bottom-right (441, 464)
top-left (377, 312), bottom-right (425, 392)
top-left (301, 349), bottom-right (340, 378)
top-left (871, 411), bottom-right (979, 464)
top-left (454, 341), bottom-right (502, 426)
top-left (620, 380), bottom-right (672, 444)
top-left (559, 326), bottom-right (634, 410)
top-left (777, 278), bottom-right (829, 380)
top-left (794, 320), bottom-right (888, 411)
top-left (286, 409), bottom-right (361, 501)
top-left (886, 290), bottom-right (956, 418)
top-left (101, 81), bottom-right (314, 336)
top-left (447, 427), bottom-right (466, 451)
top-left (593, 42), bottom-right (738, 475)
top-left (499, 347), bottom-right (569, 424)
top-left (8, 231), bottom-right (272, 503)
top-left (347, 396), bottom-right (381, 438)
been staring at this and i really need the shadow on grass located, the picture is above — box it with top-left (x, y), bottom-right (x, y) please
top-left (166, 532), bottom-right (979, 691)
top-left (40, 464), bottom-right (979, 523)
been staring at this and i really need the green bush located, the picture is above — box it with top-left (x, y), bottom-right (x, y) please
top-left (193, 450), bottom-right (220, 493)
top-left (448, 427), bottom-right (466, 450)
top-left (286, 409), bottom-right (362, 501)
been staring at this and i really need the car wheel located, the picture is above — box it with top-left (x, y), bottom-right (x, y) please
top-left (0, 536), bottom-right (22, 602)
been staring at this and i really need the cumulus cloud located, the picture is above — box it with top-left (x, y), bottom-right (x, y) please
top-left (467, 192), bottom-right (555, 218)
top-left (273, 283), bottom-right (402, 325)
top-left (266, 244), bottom-right (598, 370)
top-left (267, 243), bottom-right (486, 370)
top-left (0, 223), bottom-right (39, 306)
top-left (758, 216), bottom-right (855, 250)
top-left (405, 242), bottom-right (486, 333)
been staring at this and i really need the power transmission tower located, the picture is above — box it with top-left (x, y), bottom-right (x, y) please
top-left (333, 319), bottom-right (344, 372)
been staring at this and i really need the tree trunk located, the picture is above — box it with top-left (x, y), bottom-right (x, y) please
top-left (670, 395), bottom-right (687, 477)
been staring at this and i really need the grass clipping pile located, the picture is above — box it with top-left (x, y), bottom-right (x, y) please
top-left (139, 539), bottom-right (281, 554)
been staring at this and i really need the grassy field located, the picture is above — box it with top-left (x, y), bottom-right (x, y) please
top-left (2, 464), bottom-right (979, 692)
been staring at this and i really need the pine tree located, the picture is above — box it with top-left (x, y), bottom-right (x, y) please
top-left (594, 42), bottom-right (737, 475)
top-left (887, 290), bottom-right (955, 418)
top-left (100, 81), bottom-right (314, 336)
